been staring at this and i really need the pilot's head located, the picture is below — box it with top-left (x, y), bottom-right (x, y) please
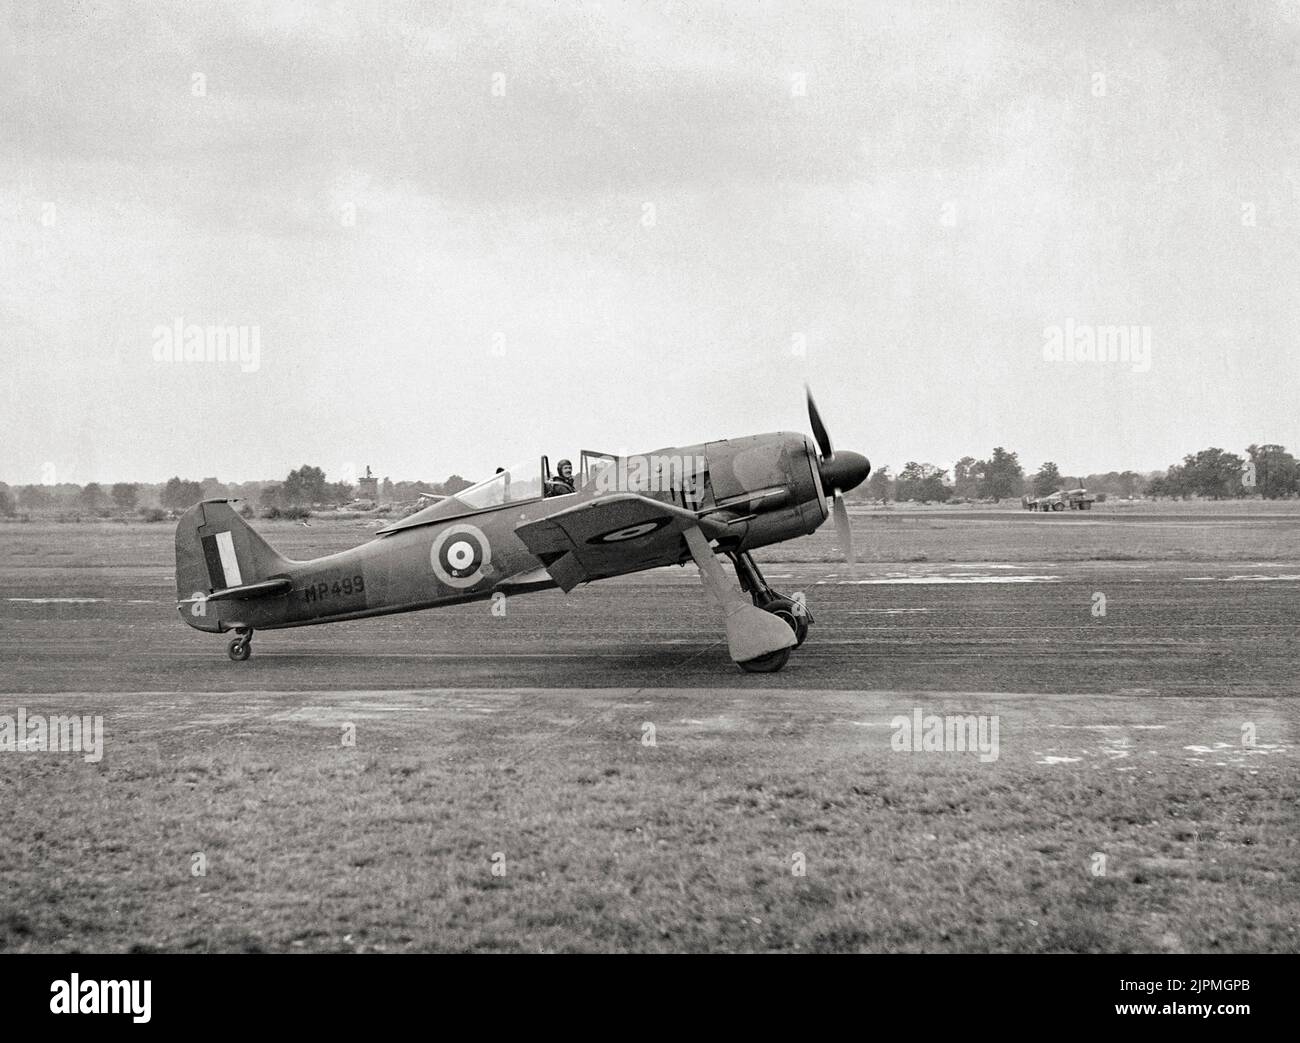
top-left (557, 459), bottom-right (573, 479)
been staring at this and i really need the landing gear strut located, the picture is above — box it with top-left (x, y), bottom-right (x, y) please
top-left (227, 627), bottom-right (253, 662)
top-left (727, 551), bottom-right (812, 649)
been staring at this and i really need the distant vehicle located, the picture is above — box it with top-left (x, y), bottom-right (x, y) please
top-left (1023, 487), bottom-right (1096, 512)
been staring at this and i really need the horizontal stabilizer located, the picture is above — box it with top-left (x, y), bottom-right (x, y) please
top-left (186, 577), bottom-right (293, 603)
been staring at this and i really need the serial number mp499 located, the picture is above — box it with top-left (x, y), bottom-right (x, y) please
top-left (303, 574), bottom-right (365, 603)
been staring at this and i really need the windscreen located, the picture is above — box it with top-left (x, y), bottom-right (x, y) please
top-left (455, 460), bottom-right (544, 509)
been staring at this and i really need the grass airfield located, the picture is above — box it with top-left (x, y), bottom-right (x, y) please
top-left (1, 502), bottom-right (1297, 952)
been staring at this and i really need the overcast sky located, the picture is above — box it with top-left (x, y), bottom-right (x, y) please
top-left (2, 0), bottom-right (1298, 486)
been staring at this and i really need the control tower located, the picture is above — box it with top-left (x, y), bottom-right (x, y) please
top-left (357, 465), bottom-right (379, 501)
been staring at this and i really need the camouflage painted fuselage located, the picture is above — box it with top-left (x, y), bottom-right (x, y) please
top-left (176, 432), bottom-right (828, 634)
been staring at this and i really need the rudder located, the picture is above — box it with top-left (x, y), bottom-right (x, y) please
top-left (175, 500), bottom-right (293, 631)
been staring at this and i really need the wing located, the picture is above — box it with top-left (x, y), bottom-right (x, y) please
top-left (513, 494), bottom-right (723, 591)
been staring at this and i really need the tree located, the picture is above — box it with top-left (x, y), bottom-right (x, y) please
top-left (1078, 471), bottom-right (1143, 498)
top-left (161, 477), bottom-right (204, 509)
top-left (78, 482), bottom-right (107, 509)
top-left (865, 465), bottom-right (893, 502)
top-left (111, 482), bottom-right (139, 510)
top-left (282, 465), bottom-right (328, 505)
top-left (1180, 447), bottom-right (1245, 499)
top-left (439, 474), bottom-right (473, 495)
top-left (1147, 464), bottom-right (1188, 499)
top-left (225, 481), bottom-right (266, 504)
top-left (18, 485), bottom-right (53, 511)
top-left (1031, 462), bottom-right (1062, 497)
top-left (896, 462), bottom-right (952, 503)
top-left (326, 481), bottom-right (355, 503)
top-left (1245, 444), bottom-right (1299, 499)
top-left (952, 456), bottom-right (979, 498)
top-left (200, 477), bottom-right (230, 499)
top-left (0, 485), bottom-right (15, 517)
top-left (391, 481), bottom-right (421, 502)
top-left (976, 447), bottom-right (1024, 502)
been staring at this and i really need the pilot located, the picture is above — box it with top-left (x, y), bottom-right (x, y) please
top-left (547, 458), bottom-right (576, 497)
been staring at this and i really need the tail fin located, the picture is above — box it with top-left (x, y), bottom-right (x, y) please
top-left (175, 500), bottom-right (293, 631)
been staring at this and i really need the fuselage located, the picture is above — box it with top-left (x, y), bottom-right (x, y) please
top-left (179, 432), bottom-right (831, 634)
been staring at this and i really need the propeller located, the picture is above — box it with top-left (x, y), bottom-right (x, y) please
top-left (805, 385), bottom-right (870, 570)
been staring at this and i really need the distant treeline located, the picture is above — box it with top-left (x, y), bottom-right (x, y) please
top-left (856, 444), bottom-right (1300, 504)
top-left (0, 465), bottom-right (474, 520)
top-left (3, 444), bottom-right (1297, 519)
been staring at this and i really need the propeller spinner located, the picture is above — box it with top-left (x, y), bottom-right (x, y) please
top-left (806, 385), bottom-right (870, 567)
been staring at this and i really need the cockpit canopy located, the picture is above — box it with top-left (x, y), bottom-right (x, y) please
top-left (376, 449), bottom-right (623, 536)
top-left (455, 460), bottom-right (545, 509)
top-left (452, 450), bottom-right (621, 509)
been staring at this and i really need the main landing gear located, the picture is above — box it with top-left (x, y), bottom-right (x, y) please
top-left (227, 627), bottom-right (254, 662)
top-left (727, 551), bottom-right (812, 673)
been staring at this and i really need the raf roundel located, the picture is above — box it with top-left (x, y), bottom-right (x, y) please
top-left (430, 524), bottom-right (492, 588)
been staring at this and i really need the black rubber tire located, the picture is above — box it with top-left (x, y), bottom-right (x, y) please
top-left (1052, 501), bottom-right (1065, 512)
top-left (227, 637), bottom-right (250, 662)
top-left (737, 647), bottom-right (791, 673)
top-left (772, 606), bottom-right (809, 648)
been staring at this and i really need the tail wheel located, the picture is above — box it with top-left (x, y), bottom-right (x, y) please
top-left (738, 647), bottom-right (791, 673)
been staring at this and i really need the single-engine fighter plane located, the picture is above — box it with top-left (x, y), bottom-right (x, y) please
top-left (174, 389), bottom-right (869, 672)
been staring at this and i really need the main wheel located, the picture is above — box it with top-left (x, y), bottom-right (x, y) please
top-left (227, 637), bottom-right (250, 662)
top-left (737, 647), bottom-right (791, 673)
top-left (770, 605), bottom-right (810, 648)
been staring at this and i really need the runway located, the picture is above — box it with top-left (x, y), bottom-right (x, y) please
top-left (3, 557), bottom-right (1299, 697)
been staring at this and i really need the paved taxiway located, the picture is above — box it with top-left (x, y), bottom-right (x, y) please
top-left (2, 559), bottom-right (1298, 697)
